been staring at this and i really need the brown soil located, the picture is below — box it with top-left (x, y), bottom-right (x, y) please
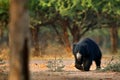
top-left (0, 56), bottom-right (120, 80)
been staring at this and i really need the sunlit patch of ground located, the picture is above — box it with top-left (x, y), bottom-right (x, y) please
top-left (0, 54), bottom-right (120, 80)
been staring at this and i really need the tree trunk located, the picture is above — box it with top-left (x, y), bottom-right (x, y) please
top-left (68, 23), bottom-right (81, 44)
top-left (9, 0), bottom-right (30, 80)
top-left (0, 27), bottom-right (3, 39)
top-left (52, 25), bottom-right (64, 44)
top-left (31, 26), bottom-right (40, 56)
top-left (72, 24), bottom-right (80, 43)
top-left (61, 20), bottom-right (71, 53)
top-left (110, 26), bottom-right (118, 54)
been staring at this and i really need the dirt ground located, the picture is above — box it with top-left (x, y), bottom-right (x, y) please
top-left (0, 56), bottom-right (120, 80)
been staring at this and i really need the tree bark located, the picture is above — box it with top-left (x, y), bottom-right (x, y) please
top-left (31, 26), bottom-right (40, 56)
top-left (72, 24), bottom-right (80, 43)
top-left (110, 26), bottom-right (118, 54)
top-left (68, 23), bottom-right (81, 44)
top-left (61, 20), bottom-right (71, 53)
top-left (9, 0), bottom-right (30, 80)
top-left (0, 27), bottom-right (3, 39)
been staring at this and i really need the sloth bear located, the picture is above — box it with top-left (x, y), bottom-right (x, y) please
top-left (72, 38), bottom-right (102, 71)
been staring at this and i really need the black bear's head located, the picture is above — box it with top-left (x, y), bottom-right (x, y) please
top-left (72, 43), bottom-right (82, 61)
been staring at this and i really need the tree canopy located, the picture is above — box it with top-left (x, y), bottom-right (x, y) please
top-left (0, 0), bottom-right (120, 54)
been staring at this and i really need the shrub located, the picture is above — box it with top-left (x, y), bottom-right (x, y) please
top-left (102, 56), bottom-right (120, 72)
top-left (102, 62), bottom-right (120, 72)
top-left (46, 58), bottom-right (65, 72)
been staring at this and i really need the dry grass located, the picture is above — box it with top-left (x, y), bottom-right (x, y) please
top-left (0, 48), bottom-right (9, 60)
top-left (1, 47), bottom-right (120, 80)
top-left (0, 53), bottom-right (120, 80)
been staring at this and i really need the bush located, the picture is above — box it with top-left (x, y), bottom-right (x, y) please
top-left (46, 58), bottom-right (65, 72)
top-left (102, 62), bottom-right (120, 72)
top-left (102, 56), bottom-right (120, 72)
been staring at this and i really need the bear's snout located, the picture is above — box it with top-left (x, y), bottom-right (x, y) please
top-left (76, 52), bottom-right (81, 60)
top-left (75, 64), bottom-right (83, 70)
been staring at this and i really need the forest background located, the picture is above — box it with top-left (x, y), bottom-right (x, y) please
top-left (0, 0), bottom-right (120, 59)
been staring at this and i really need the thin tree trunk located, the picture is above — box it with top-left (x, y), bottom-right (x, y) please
top-left (72, 24), bottom-right (80, 43)
top-left (62, 26), bottom-right (71, 53)
top-left (61, 20), bottom-right (71, 53)
top-left (9, 0), bottom-right (30, 80)
top-left (110, 26), bottom-right (118, 54)
top-left (0, 28), bottom-right (3, 39)
top-left (68, 24), bottom-right (81, 43)
top-left (31, 26), bottom-right (40, 56)
top-left (52, 25), bottom-right (64, 44)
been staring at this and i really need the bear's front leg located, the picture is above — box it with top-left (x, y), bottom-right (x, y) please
top-left (83, 59), bottom-right (92, 71)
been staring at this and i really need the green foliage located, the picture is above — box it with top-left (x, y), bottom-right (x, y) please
top-left (0, 0), bottom-right (9, 27)
top-left (86, 28), bottom-right (109, 37)
top-left (93, 0), bottom-right (120, 24)
top-left (90, 0), bottom-right (120, 15)
top-left (1, 0), bottom-right (120, 53)
top-left (1, 0), bottom-right (120, 26)
top-left (3, 0), bottom-right (120, 28)
top-left (0, 0), bottom-right (9, 10)
top-left (28, 0), bottom-right (120, 51)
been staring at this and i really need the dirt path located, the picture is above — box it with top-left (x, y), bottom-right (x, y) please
top-left (31, 71), bottom-right (120, 80)
top-left (30, 58), bottom-right (120, 80)
top-left (0, 57), bottom-right (120, 80)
